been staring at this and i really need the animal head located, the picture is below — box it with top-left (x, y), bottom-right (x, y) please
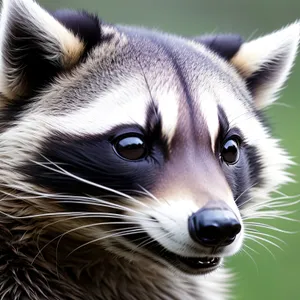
top-left (0, 0), bottom-right (298, 275)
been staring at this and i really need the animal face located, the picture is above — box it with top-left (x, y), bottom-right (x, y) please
top-left (0, 0), bottom-right (298, 276)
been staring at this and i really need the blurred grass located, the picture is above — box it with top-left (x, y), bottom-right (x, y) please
top-left (41, 1), bottom-right (300, 299)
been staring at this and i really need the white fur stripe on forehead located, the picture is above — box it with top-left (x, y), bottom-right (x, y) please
top-left (0, 0), bottom-right (84, 98)
top-left (156, 89), bottom-right (179, 144)
top-left (198, 91), bottom-right (219, 152)
top-left (231, 22), bottom-right (300, 109)
top-left (48, 77), bottom-right (150, 135)
top-left (51, 78), bottom-right (179, 140)
top-left (0, 78), bottom-right (149, 180)
top-left (41, 77), bottom-right (179, 143)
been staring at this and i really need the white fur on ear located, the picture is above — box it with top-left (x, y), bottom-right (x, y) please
top-left (231, 22), bottom-right (300, 109)
top-left (0, 0), bottom-right (85, 99)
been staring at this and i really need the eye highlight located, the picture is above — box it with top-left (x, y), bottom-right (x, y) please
top-left (221, 138), bottom-right (240, 165)
top-left (113, 134), bottom-right (147, 161)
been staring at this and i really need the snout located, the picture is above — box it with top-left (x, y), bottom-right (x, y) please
top-left (188, 202), bottom-right (241, 248)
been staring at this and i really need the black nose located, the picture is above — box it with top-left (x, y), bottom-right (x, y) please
top-left (188, 208), bottom-right (241, 247)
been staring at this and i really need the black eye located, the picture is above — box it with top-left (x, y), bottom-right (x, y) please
top-left (114, 135), bottom-right (147, 161)
top-left (221, 138), bottom-right (240, 164)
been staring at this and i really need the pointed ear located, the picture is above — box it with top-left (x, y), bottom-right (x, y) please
top-left (230, 22), bottom-right (300, 109)
top-left (51, 9), bottom-right (102, 54)
top-left (0, 0), bottom-right (87, 99)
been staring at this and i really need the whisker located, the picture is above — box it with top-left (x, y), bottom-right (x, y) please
top-left (245, 233), bottom-right (283, 251)
top-left (244, 213), bottom-right (299, 222)
top-left (35, 214), bottom-right (156, 259)
top-left (36, 154), bottom-right (180, 219)
top-left (245, 235), bottom-right (277, 260)
top-left (273, 190), bottom-right (289, 197)
top-left (241, 248), bottom-right (259, 273)
top-left (0, 210), bottom-right (149, 220)
top-left (134, 185), bottom-right (175, 219)
top-left (67, 229), bottom-right (150, 258)
top-left (236, 182), bottom-right (258, 208)
top-left (132, 230), bottom-right (171, 251)
top-left (55, 224), bottom-right (151, 268)
top-left (264, 199), bottom-right (300, 209)
top-left (245, 230), bottom-right (286, 245)
top-left (34, 223), bottom-right (158, 265)
top-left (243, 243), bottom-right (259, 254)
top-left (242, 196), bottom-right (300, 212)
top-left (32, 157), bottom-right (152, 210)
top-left (139, 185), bottom-right (172, 207)
top-left (0, 186), bottom-right (148, 216)
top-left (246, 29), bottom-right (259, 42)
top-left (245, 222), bottom-right (299, 234)
top-left (127, 231), bottom-right (173, 264)
top-left (137, 185), bottom-right (161, 204)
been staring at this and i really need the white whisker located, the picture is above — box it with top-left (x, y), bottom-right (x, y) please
top-left (0, 185), bottom-right (148, 216)
top-left (245, 230), bottom-right (286, 245)
top-left (32, 157), bottom-right (152, 210)
top-left (245, 233), bottom-right (283, 251)
top-left (245, 235), bottom-right (277, 260)
top-left (137, 185), bottom-right (161, 204)
top-left (245, 222), bottom-right (298, 234)
top-left (0, 210), bottom-right (150, 220)
top-left (243, 243), bottom-right (259, 254)
top-left (236, 182), bottom-right (258, 208)
top-left (244, 213), bottom-right (299, 222)
top-left (67, 229), bottom-right (150, 258)
top-left (241, 248), bottom-right (259, 273)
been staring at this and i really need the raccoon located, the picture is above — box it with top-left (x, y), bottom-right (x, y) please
top-left (0, 0), bottom-right (298, 299)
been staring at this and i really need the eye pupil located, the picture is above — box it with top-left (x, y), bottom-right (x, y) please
top-left (221, 139), bottom-right (240, 164)
top-left (115, 136), bottom-right (147, 160)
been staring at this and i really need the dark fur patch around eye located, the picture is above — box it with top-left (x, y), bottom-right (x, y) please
top-left (216, 106), bottom-right (264, 208)
top-left (51, 10), bottom-right (103, 54)
top-left (230, 144), bottom-right (264, 208)
top-left (145, 103), bottom-right (169, 158)
top-left (194, 34), bottom-right (244, 60)
top-left (19, 122), bottom-right (168, 198)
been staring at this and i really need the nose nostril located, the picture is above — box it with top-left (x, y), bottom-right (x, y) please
top-left (230, 223), bottom-right (242, 237)
top-left (199, 225), bottom-right (223, 246)
top-left (202, 225), bottom-right (221, 240)
top-left (188, 208), bottom-right (241, 247)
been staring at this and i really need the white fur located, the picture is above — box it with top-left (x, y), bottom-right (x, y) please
top-left (138, 198), bottom-right (244, 258)
top-left (0, 2), bottom-right (298, 298)
top-left (231, 21), bottom-right (300, 108)
top-left (198, 91), bottom-right (220, 152)
top-left (215, 84), bottom-right (294, 202)
top-left (157, 88), bottom-right (179, 144)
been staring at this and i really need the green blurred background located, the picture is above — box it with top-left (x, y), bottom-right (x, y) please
top-left (42, 1), bottom-right (300, 299)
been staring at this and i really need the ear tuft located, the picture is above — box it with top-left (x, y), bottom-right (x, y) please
top-left (0, 0), bottom-right (86, 99)
top-left (231, 21), bottom-right (300, 109)
top-left (194, 34), bottom-right (244, 60)
top-left (52, 10), bottom-right (102, 54)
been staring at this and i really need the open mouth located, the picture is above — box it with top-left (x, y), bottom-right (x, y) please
top-left (127, 232), bottom-right (221, 274)
top-left (151, 242), bottom-right (221, 273)
top-left (177, 256), bottom-right (220, 270)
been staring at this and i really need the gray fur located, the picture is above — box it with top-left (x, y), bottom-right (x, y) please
top-left (0, 0), bottom-right (298, 299)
